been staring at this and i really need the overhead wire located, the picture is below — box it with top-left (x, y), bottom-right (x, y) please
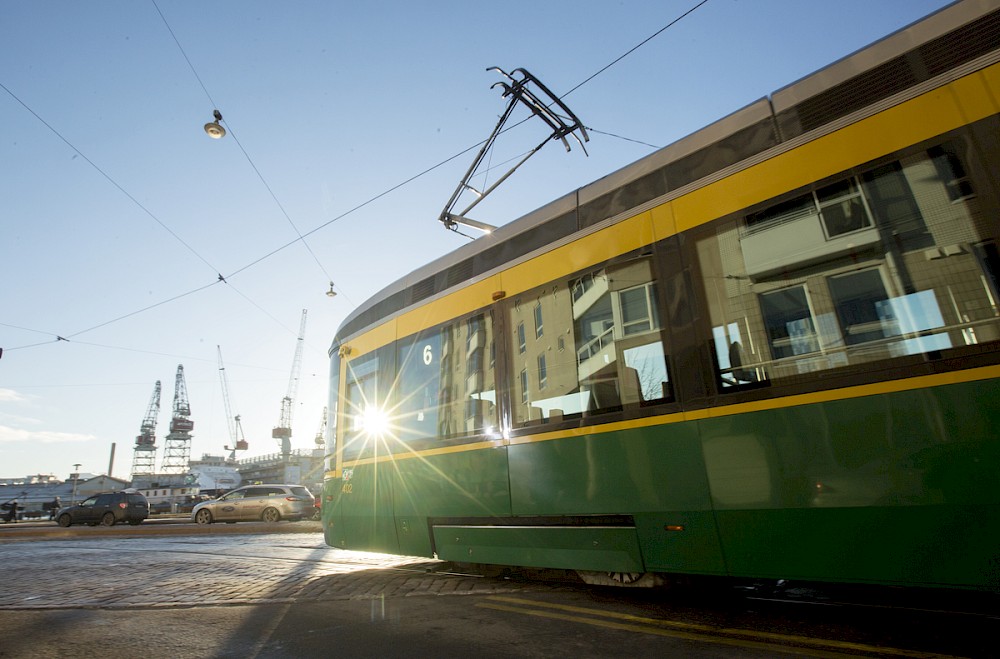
top-left (0, 81), bottom-right (221, 277)
top-left (228, 0), bottom-right (713, 260)
top-left (2, 1), bottom-right (326, 353)
top-left (151, 0), bottom-right (339, 294)
top-left (584, 127), bottom-right (661, 150)
top-left (3, 0), bottom-right (707, 354)
top-left (150, 0), bottom-right (219, 110)
top-left (225, 0), bottom-right (711, 258)
top-left (563, 0), bottom-right (710, 98)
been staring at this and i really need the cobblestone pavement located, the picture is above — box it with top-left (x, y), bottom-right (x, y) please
top-left (0, 531), bottom-right (536, 610)
top-left (2, 529), bottom-right (990, 658)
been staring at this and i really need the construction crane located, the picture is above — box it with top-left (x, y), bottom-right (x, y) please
top-left (130, 380), bottom-right (161, 477)
top-left (161, 364), bottom-right (194, 474)
top-left (314, 406), bottom-right (327, 447)
top-left (217, 346), bottom-right (249, 460)
top-left (273, 309), bottom-right (307, 459)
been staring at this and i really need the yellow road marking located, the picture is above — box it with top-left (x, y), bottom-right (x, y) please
top-left (478, 596), bottom-right (965, 659)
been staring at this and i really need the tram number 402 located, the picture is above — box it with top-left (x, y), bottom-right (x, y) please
top-left (341, 483), bottom-right (353, 494)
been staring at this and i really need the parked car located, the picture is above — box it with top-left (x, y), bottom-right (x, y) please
top-left (56, 490), bottom-right (149, 527)
top-left (177, 495), bottom-right (210, 514)
top-left (191, 484), bottom-right (314, 524)
top-left (149, 501), bottom-right (173, 515)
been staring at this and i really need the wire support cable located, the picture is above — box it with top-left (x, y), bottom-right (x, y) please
top-left (2, 0), bottom-right (710, 353)
top-left (0, 81), bottom-right (222, 277)
top-left (152, 0), bottom-right (339, 293)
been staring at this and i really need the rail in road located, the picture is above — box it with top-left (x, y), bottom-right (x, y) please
top-left (0, 523), bottom-right (993, 657)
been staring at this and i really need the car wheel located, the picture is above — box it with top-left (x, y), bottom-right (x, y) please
top-left (101, 512), bottom-right (116, 527)
top-left (262, 507), bottom-right (281, 523)
top-left (57, 514), bottom-right (72, 528)
top-left (195, 509), bottom-right (213, 525)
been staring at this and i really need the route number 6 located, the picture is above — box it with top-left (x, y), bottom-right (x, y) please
top-left (423, 344), bottom-right (433, 365)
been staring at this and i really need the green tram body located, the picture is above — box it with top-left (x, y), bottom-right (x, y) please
top-left (324, 0), bottom-right (1000, 591)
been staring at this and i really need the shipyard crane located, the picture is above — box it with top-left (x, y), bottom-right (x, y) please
top-left (296, 406), bottom-right (331, 496)
top-left (161, 364), bottom-right (194, 474)
top-left (130, 380), bottom-right (161, 477)
top-left (273, 309), bottom-right (307, 458)
top-left (217, 346), bottom-right (249, 460)
top-left (314, 406), bottom-right (327, 447)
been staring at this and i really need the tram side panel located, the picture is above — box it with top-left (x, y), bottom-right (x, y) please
top-left (702, 377), bottom-right (1000, 589)
top-left (395, 445), bottom-right (513, 559)
top-left (504, 422), bottom-right (728, 576)
top-left (326, 462), bottom-right (399, 555)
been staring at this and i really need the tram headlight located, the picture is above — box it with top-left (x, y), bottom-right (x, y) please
top-left (360, 405), bottom-right (390, 436)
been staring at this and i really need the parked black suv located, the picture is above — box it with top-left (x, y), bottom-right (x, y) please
top-left (55, 490), bottom-right (149, 527)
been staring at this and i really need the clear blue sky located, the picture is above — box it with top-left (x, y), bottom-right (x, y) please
top-left (1, 0), bottom-right (953, 480)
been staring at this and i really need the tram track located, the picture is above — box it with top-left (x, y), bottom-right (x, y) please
top-left (736, 580), bottom-right (1000, 624)
top-left (477, 594), bottom-right (966, 659)
top-left (746, 592), bottom-right (1000, 623)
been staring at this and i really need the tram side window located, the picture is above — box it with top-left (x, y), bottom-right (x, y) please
top-left (395, 312), bottom-right (498, 442)
top-left (326, 351), bottom-right (341, 471)
top-left (341, 352), bottom-right (380, 459)
top-left (696, 134), bottom-right (1000, 390)
top-left (509, 257), bottom-right (672, 426)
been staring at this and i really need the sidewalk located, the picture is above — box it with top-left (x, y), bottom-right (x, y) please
top-left (0, 517), bottom-right (324, 541)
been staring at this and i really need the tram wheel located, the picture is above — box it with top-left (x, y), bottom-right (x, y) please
top-left (608, 572), bottom-right (644, 584)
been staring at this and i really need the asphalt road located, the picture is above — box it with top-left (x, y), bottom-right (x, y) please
top-left (0, 521), bottom-right (995, 658)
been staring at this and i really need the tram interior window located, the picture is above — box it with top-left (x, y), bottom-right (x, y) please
top-left (697, 134), bottom-right (1000, 390)
top-left (509, 258), bottom-right (672, 426)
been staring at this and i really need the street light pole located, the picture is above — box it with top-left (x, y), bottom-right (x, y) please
top-left (72, 464), bottom-right (81, 504)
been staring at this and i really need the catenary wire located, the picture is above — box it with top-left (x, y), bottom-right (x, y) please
top-left (0, 81), bottom-right (221, 277)
top-left (150, 0), bottom-right (220, 110)
top-left (3, 0), bottom-right (705, 352)
top-left (152, 0), bottom-right (339, 292)
top-left (563, 0), bottom-right (710, 98)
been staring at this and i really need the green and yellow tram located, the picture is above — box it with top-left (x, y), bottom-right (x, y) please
top-left (323, 0), bottom-right (1000, 591)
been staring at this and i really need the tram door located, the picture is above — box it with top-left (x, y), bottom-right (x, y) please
top-left (336, 464), bottom-right (398, 554)
top-left (333, 348), bottom-right (400, 555)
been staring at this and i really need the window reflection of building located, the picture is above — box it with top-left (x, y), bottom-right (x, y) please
top-left (441, 313), bottom-right (496, 437)
top-left (509, 258), bottom-right (672, 425)
top-left (703, 136), bottom-right (1000, 386)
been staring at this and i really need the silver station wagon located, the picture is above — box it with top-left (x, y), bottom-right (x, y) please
top-left (191, 484), bottom-right (315, 524)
